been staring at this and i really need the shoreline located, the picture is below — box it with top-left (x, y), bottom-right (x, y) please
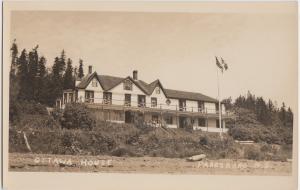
top-left (9, 153), bottom-right (292, 176)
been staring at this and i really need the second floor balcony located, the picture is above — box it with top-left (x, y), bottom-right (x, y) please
top-left (79, 97), bottom-right (234, 119)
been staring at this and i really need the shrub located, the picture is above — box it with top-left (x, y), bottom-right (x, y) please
top-left (229, 126), bottom-right (283, 145)
top-left (9, 100), bottom-right (21, 123)
top-left (19, 100), bottom-right (48, 115)
top-left (9, 100), bottom-right (48, 124)
top-left (244, 145), bottom-right (263, 161)
top-left (60, 103), bottom-right (96, 129)
top-left (260, 143), bottom-right (272, 153)
top-left (199, 136), bottom-right (208, 145)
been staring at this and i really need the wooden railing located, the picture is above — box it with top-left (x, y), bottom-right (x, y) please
top-left (73, 97), bottom-right (234, 117)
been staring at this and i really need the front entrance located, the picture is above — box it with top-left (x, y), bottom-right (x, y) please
top-left (125, 111), bottom-right (134, 123)
top-left (179, 116), bottom-right (187, 128)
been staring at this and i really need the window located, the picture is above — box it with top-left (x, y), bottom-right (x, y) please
top-left (124, 94), bottom-right (131, 106)
top-left (138, 95), bottom-right (146, 107)
top-left (155, 87), bottom-right (160, 94)
top-left (103, 92), bottom-right (112, 104)
top-left (198, 101), bottom-right (205, 112)
top-left (85, 91), bottom-right (94, 103)
top-left (179, 99), bottom-right (186, 111)
top-left (91, 78), bottom-right (98, 87)
top-left (166, 99), bottom-right (171, 105)
top-left (165, 115), bottom-right (173, 125)
top-left (151, 97), bottom-right (157, 107)
top-left (123, 79), bottom-right (132, 90)
top-left (198, 118), bottom-right (206, 126)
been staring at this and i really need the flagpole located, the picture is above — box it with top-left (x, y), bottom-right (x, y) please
top-left (217, 65), bottom-right (222, 138)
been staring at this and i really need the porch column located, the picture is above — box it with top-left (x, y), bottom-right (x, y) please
top-left (176, 113), bottom-right (179, 128)
top-left (160, 111), bottom-right (163, 127)
top-left (206, 118), bottom-right (208, 132)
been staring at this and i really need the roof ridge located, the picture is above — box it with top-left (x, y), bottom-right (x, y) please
top-left (98, 74), bottom-right (124, 78)
top-left (165, 88), bottom-right (218, 103)
top-left (77, 72), bottom-right (217, 102)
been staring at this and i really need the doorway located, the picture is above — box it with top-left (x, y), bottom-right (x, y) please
top-left (125, 111), bottom-right (133, 123)
top-left (179, 116), bottom-right (187, 128)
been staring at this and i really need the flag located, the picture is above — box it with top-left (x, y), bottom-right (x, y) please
top-left (215, 56), bottom-right (223, 72)
top-left (221, 58), bottom-right (228, 70)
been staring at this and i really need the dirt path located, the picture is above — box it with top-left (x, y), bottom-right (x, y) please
top-left (9, 153), bottom-right (292, 176)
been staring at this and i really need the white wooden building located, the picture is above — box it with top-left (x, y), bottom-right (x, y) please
top-left (58, 66), bottom-right (234, 132)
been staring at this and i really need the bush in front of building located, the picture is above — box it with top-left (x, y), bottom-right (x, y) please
top-left (9, 100), bottom-right (48, 124)
top-left (244, 145), bottom-right (263, 161)
top-left (228, 126), bottom-right (284, 145)
top-left (59, 103), bottom-right (96, 129)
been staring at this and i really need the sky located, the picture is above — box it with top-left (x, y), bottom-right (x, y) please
top-left (10, 5), bottom-right (297, 110)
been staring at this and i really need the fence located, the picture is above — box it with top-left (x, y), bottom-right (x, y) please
top-left (71, 97), bottom-right (233, 116)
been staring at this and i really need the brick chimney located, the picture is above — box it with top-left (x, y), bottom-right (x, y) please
top-left (88, 65), bottom-right (92, 74)
top-left (133, 70), bottom-right (138, 80)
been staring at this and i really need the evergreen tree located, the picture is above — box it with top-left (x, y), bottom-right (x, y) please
top-left (52, 57), bottom-right (61, 78)
top-left (10, 39), bottom-right (18, 76)
top-left (286, 107), bottom-right (293, 128)
top-left (255, 97), bottom-right (271, 125)
top-left (36, 56), bottom-right (47, 104)
top-left (279, 102), bottom-right (287, 126)
top-left (222, 97), bottom-right (233, 110)
top-left (17, 49), bottom-right (30, 100)
top-left (9, 40), bottom-right (20, 122)
top-left (63, 58), bottom-right (74, 89)
top-left (78, 59), bottom-right (84, 79)
top-left (245, 91), bottom-right (256, 111)
top-left (9, 40), bottom-right (19, 99)
top-left (38, 56), bottom-right (46, 78)
top-left (268, 99), bottom-right (275, 113)
top-left (50, 57), bottom-right (64, 104)
top-left (74, 66), bottom-right (78, 78)
top-left (27, 45), bottom-right (39, 100)
top-left (59, 50), bottom-right (66, 75)
top-left (48, 51), bottom-right (68, 105)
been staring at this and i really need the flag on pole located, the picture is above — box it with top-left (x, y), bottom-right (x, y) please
top-left (221, 58), bottom-right (228, 71)
top-left (215, 56), bottom-right (223, 73)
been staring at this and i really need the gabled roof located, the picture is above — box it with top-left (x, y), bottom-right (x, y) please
top-left (148, 80), bottom-right (159, 93)
top-left (164, 89), bottom-right (218, 103)
top-left (134, 80), bottom-right (152, 94)
top-left (76, 72), bottom-right (100, 89)
top-left (76, 72), bottom-right (149, 94)
top-left (76, 71), bottom-right (218, 103)
top-left (147, 79), bottom-right (168, 96)
top-left (98, 75), bottom-right (124, 91)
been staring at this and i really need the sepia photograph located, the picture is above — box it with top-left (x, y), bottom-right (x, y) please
top-left (2, 1), bottom-right (298, 190)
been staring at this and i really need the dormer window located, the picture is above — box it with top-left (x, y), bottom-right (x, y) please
top-left (123, 79), bottom-right (132, 91)
top-left (91, 78), bottom-right (98, 87)
top-left (155, 87), bottom-right (160, 94)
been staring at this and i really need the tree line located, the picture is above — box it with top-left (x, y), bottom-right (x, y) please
top-left (10, 40), bottom-right (85, 106)
top-left (9, 40), bottom-right (293, 129)
top-left (223, 91), bottom-right (293, 128)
